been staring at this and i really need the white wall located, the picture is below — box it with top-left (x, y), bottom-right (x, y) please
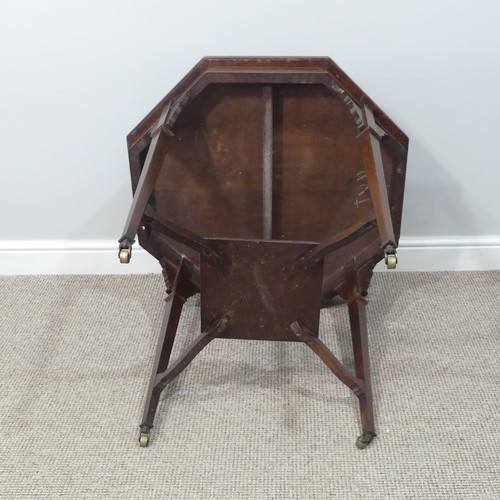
top-left (1, 0), bottom-right (500, 273)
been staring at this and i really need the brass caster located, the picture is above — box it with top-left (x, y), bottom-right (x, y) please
top-left (356, 431), bottom-right (376, 449)
top-left (119, 248), bottom-right (131, 264)
top-left (385, 253), bottom-right (397, 270)
top-left (139, 424), bottom-right (151, 447)
top-left (139, 432), bottom-right (150, 447)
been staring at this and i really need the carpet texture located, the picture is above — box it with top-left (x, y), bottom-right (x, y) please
top-left (0, 272), bottom-right (498, 499)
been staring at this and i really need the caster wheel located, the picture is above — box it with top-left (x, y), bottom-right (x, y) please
top-left (356, 431), bottom-right (376, 449)
top-left (385, 254), bottom-right (397, 270)
top-left (139, 432), bottom-right (150, 447)
top-left (119, 248), bottom-right (131, 264)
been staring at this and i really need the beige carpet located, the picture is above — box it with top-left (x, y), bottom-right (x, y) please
top-left (0, 272), bottom-right (498, 499)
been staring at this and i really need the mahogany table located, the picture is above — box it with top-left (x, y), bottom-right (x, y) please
top-left (119, 57), bottom-right (409, 449)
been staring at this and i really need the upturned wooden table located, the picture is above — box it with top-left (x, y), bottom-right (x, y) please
top-left (119, 57), bottom-right (409, 449)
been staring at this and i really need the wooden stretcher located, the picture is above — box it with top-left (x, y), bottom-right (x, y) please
top-left (119, 57), bottom-right (409, 449)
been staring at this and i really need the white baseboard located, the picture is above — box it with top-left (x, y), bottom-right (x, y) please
top-left (0, 240), bottom-right (159, 275)
top-left (374, 236), bottom-right (500, 272)
top-left (1, 237), bottom-right (500, 275)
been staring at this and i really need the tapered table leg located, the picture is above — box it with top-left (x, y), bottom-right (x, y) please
top-left (348, 292), bottom-right (376, 449)
top-left (138, 258), bottom-right (192, 447)
top-left (290, 288), bottom-right (376, 450)
top-left (118, 106), bottom-right (174, 262)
